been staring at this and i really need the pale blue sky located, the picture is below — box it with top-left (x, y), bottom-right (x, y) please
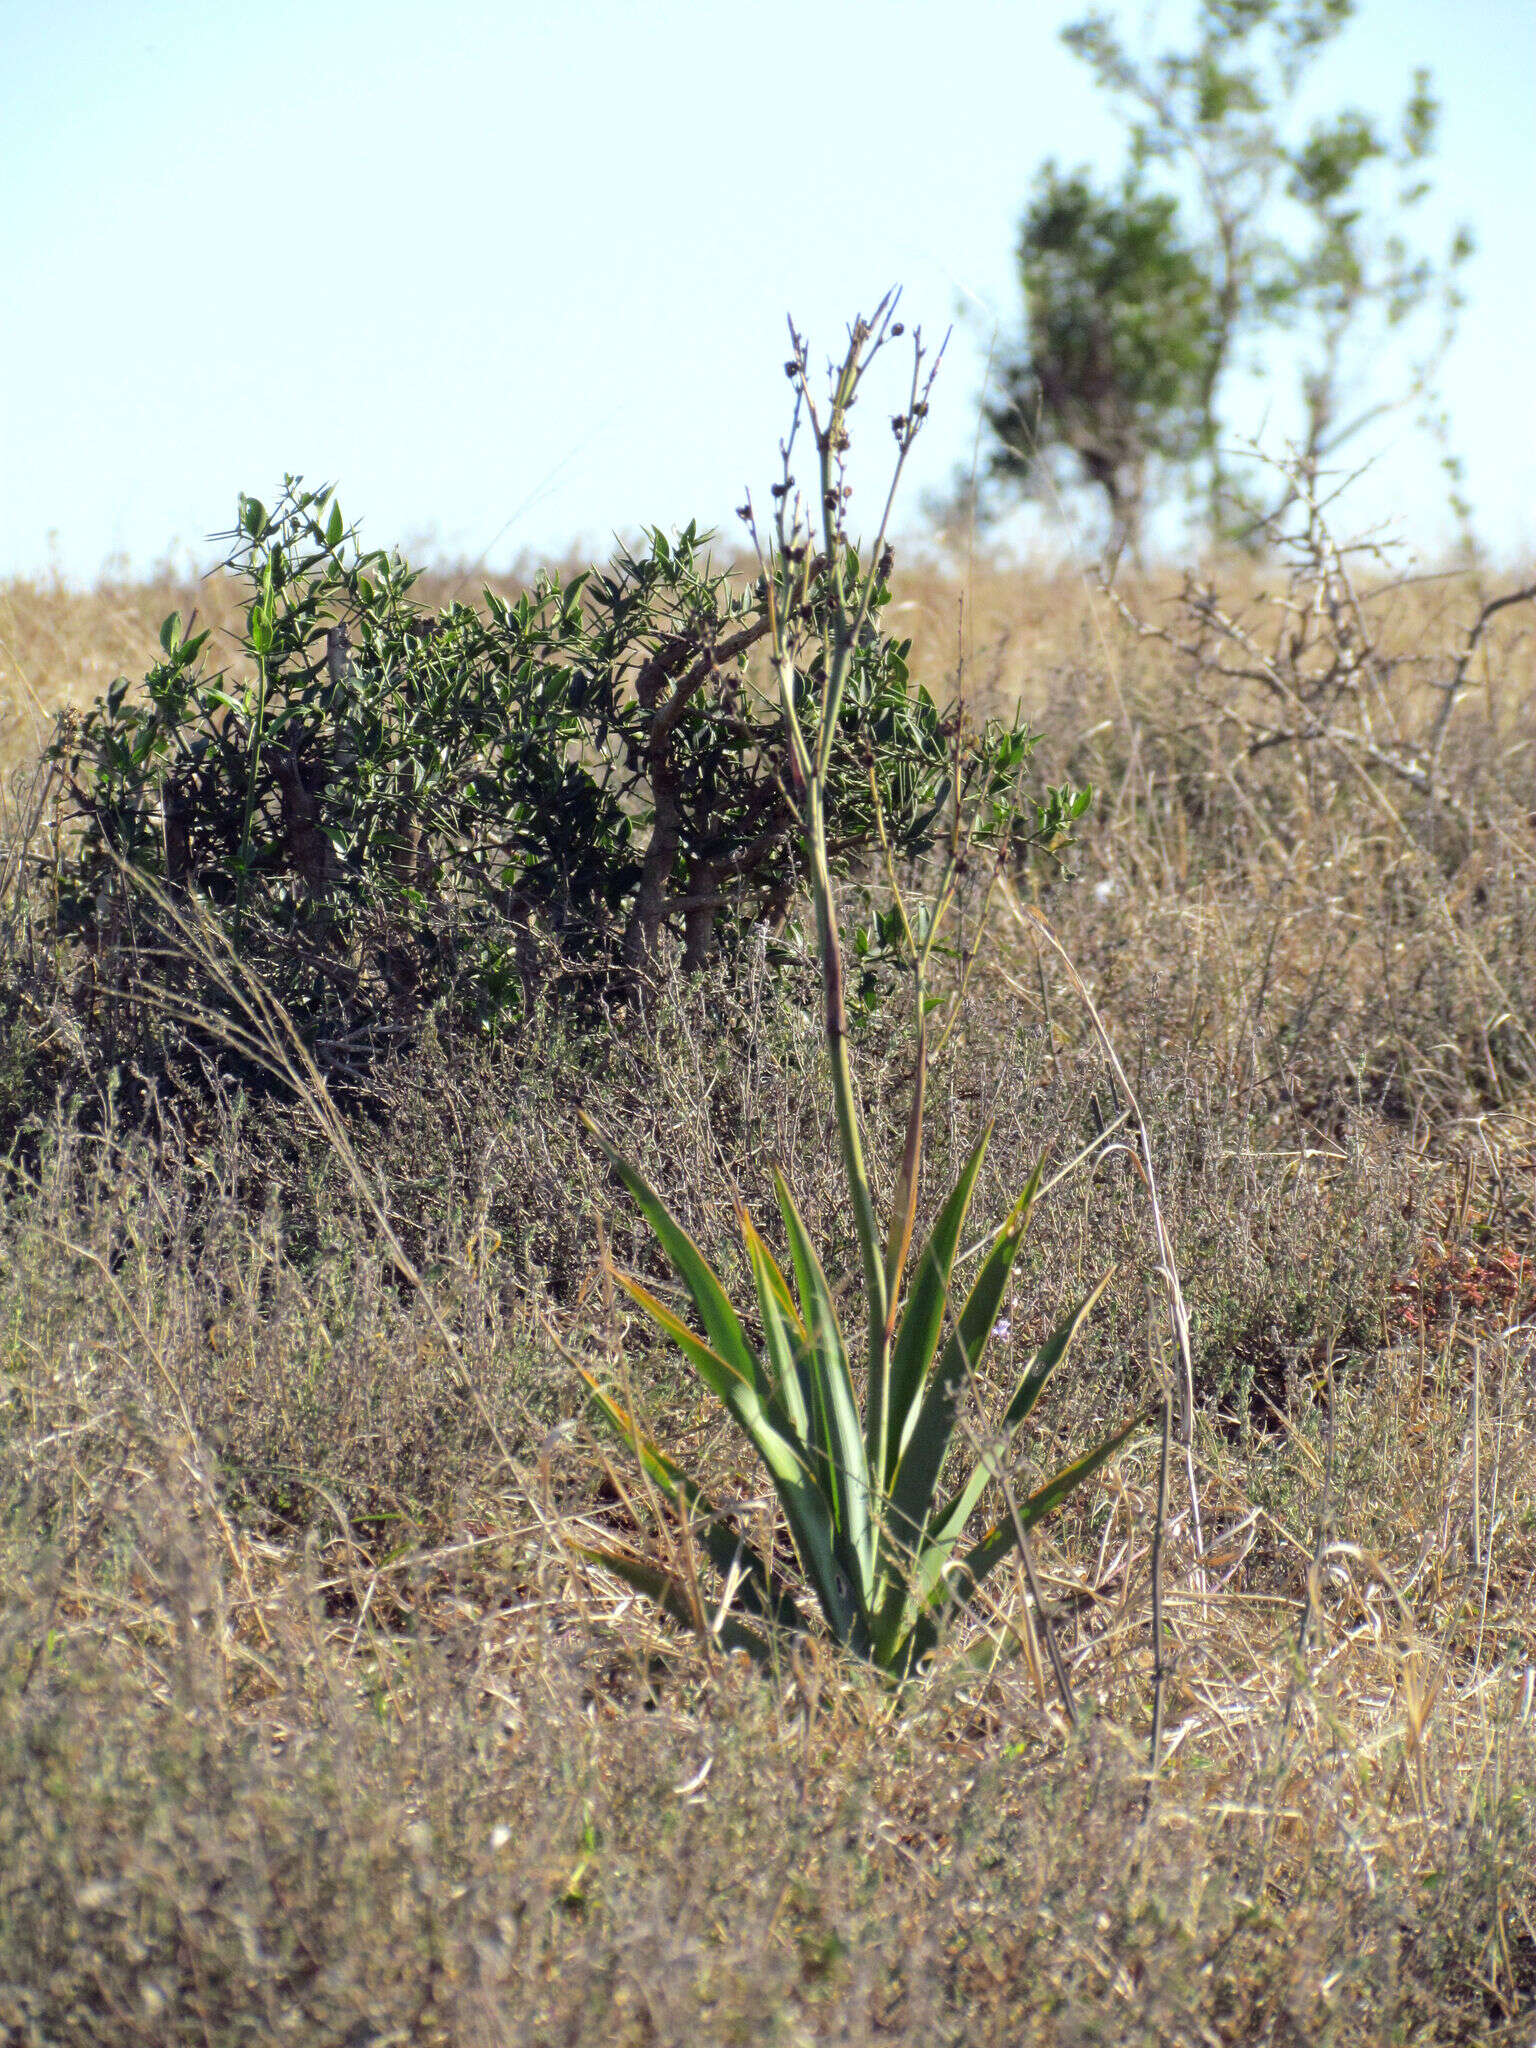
top-left (3, 0), bottom-right (1531, 579)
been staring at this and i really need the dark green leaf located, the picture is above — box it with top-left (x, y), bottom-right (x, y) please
top-left (886, 1161), bottom-right (1045, 1558)
top-left (883, 1127), bottom-right (992, 1487)
top-left (574, 1544), bottom-right (772, 1663)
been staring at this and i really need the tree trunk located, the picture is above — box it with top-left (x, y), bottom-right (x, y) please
top-left (621, 761), bottom-right (682, 982)
top-left (274, 744), bottom-right (338, 899)
top-left (681, 891), bottom-right (718, 973)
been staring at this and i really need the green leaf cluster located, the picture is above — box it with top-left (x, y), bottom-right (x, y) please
top-left (48, 481), bottom-right (1044, 1049)
top-left (583, 1121), bottom-right (1141, 1676)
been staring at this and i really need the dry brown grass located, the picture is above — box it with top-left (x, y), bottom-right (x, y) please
top-left (1, 539), bottom-right (1533, 2042)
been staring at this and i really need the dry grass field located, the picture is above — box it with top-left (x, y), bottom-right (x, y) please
top-left (1, 536), bottom-right (1533, 2043)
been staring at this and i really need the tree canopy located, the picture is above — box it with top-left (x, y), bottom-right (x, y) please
top-left (985, 0), bottom-right (1473, 560)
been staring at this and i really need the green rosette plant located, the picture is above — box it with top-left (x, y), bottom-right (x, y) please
top-left (581, 300), bottom-right (1145, 1679)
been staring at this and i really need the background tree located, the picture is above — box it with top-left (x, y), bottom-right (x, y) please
top-left (987, 0), bottom-right (1473, 553)
top-left (987, 167), bottom-right (1213, 568)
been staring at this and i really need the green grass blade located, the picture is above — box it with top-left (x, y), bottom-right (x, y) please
top-left (871, 1453), bottom-right (993, 1663)
top-left (889, 1405), bottom-right (1148, 1678)
top-left (882, 1125), bottom-right (992, 1487)
top-left (583, 1112), bottom-right (766, 1399)
top-left (582, 1371), bottom-right (806, 1634)
top-left (1002, 1269), bottom-right (1114, 1432)
top-left (867, 1037), bottom-right (926, 1509)
top-left (771, 1169), bottom-right (875, 1611)
top-left (881, 1030), bottom-right (926, 1316)
top-left (739, 1207), bottom-right (805, 1336)
top-left (575, 1544), bottom-right (772, 1664)
top-left (886, 1161), bottom-right (1044, 1556)
top-left (608, 1266), bottom-right (756, 1405)
top-left (609, 1266), bottom-right (857, 1642)
top-left (906, 1463), bottom-right (995, 1612)
top-left (899, 1269), bottom-right (1115, 1618)
top-left (741, 1210), bottom-right (811, 1441)
top-left (937, 1405), bottom-right (1152, 1611)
